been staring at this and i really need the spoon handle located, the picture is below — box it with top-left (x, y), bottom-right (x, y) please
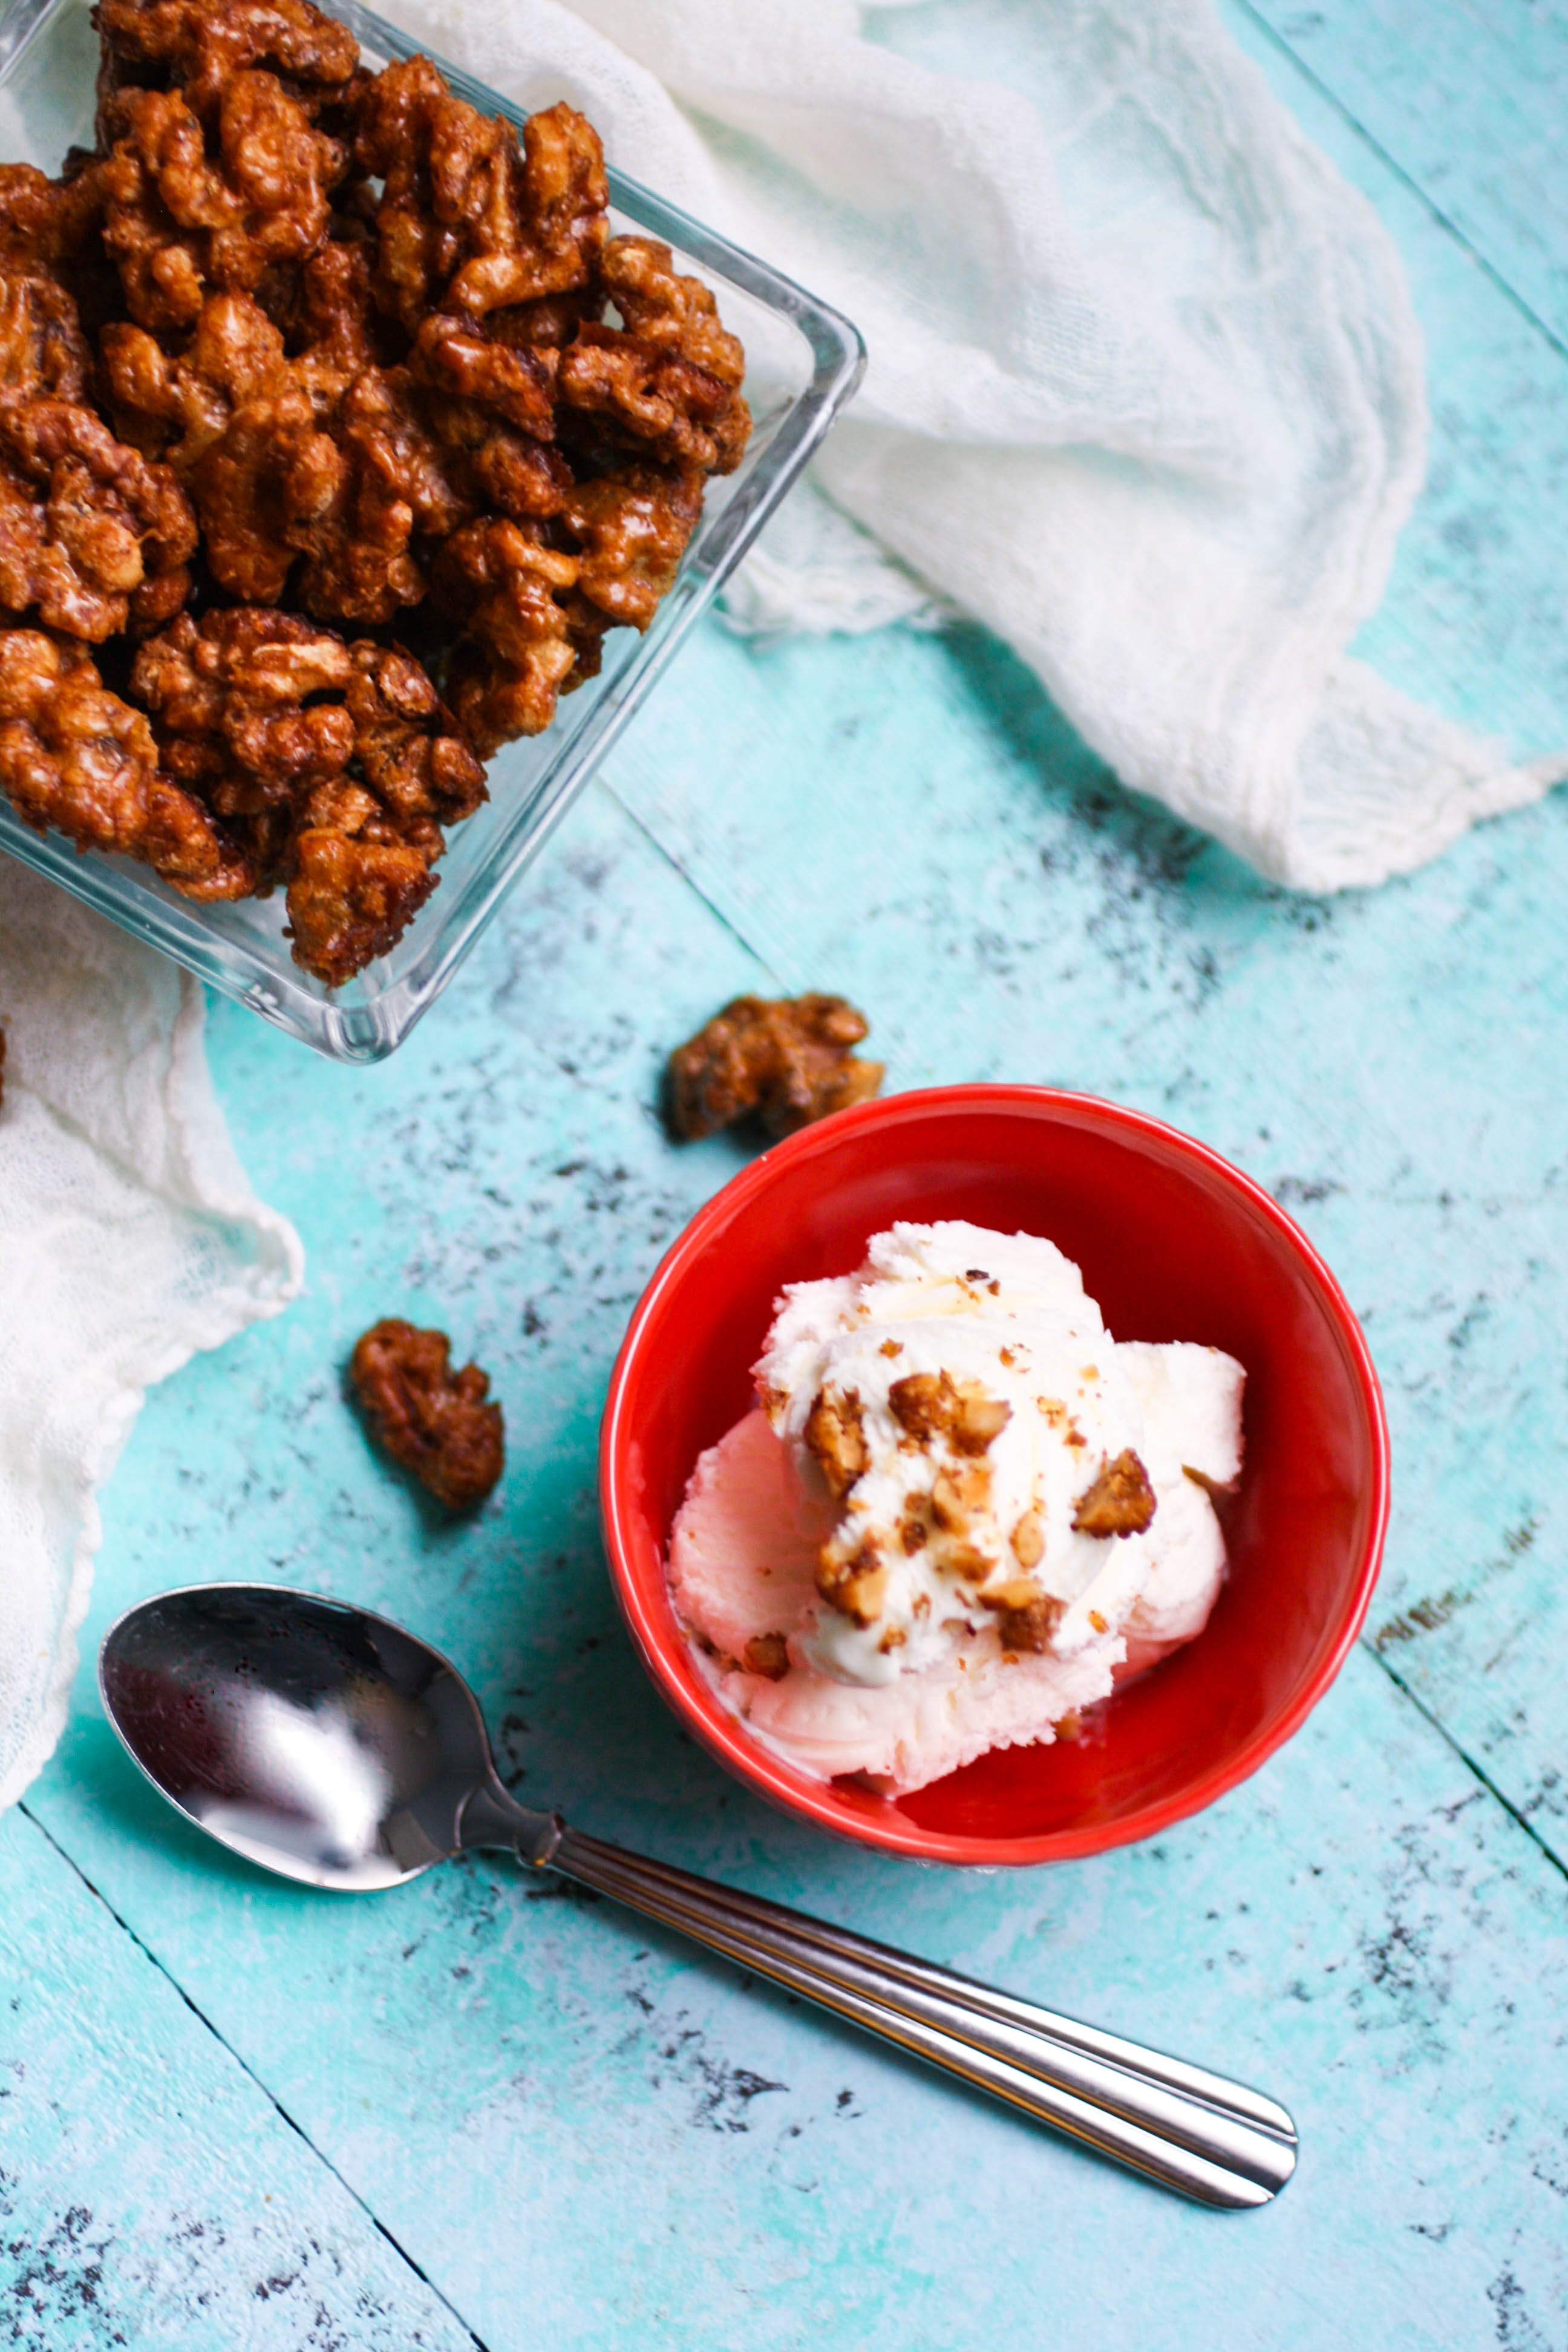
top-left (544, 1827), bottom-right (1296, 2210)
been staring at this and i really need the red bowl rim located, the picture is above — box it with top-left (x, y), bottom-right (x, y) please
top-left (599, 1083), bottom-right (1391, 1865)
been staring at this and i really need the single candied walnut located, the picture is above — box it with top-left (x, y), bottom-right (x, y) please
top-left (349, 1318), bottom-right (505, 1510)
top-left (815, 1538), bottom-right (888, 1628)
top-left (665, 993), bottom-right (883, 1142)
top-left (285, 793), bottom-right (439, 986)
top-left (560, 462), bottom-right (702, 630)
top-left (356, 62), bottom-right (607, 329)
top-left (804, 1386), bottom-right (867, 1500)
top-left (0, 627), bottom-right (249, 895)
top-left (0, 272), bottom-right (91, 401)
top-left (1072, 1448), bottom-right (1157, 1538)
top-left (99, 76), bottom-right (347, 332)
top-left (742, 1633), bottom-right (790, 1682)
top-left (562, 236), bottom-right (750, 477)
top-left (0, 393), bottom-right (197, 641)
top-left (289, 360), bottom-right (469, 622)
top-left (96, 0), bottom-right (362, 136)
top-left (433, 515), bottom-right (580, 754)
top-left (887, 1370), bottom-right (1011, 1457)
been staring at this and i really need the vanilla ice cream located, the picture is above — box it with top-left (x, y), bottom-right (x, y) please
top-left (668, 1221), bottom-right (1244, 1792)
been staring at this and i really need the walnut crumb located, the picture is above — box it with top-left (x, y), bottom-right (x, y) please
top-left (742, 1632), bottom-right (789, 1681)
top-left (993, 1593), bottom-right (1064, 1653)
top-left (1071, 1448), bottom-right (1157, 1538)
top-left (887, 1369), bottom-right (1010, 1455)
top-left (804, 1385), bottom-right (867, 1499)
top-left (815, 1538), bottom-right (887, 1627)
top-left (878, 1339), bottom-right (902, 1359)
top-left (349, 1318), bottom-right (504, 1510)
top-left (1010, 1509), bottom-right (1044, 1569)
top-left (1088, 1609), bottom-right (1109, 1633)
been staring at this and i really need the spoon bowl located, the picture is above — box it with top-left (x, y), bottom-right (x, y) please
top-left (99, 1581), bottom-right (1298, 2211)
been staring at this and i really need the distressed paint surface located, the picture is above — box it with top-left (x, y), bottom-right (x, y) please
top-left (5, 5), bottom-right (1568, 2346)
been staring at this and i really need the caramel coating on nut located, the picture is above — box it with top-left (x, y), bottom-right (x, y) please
top-left (349, 1317), bottom-right (505, 1510)
top-left (742, 1633), bottom-right (790, 1681)
top-left (1071, 1448), bottom-right (1157, 1539)
top-left (0, 626), bottom-right (249, 894)
top-left (667, 994), bottom-right (883, 1143)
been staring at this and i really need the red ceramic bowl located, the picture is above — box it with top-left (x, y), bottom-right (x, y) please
top-left (600, 1086), bottom-right (1389, 1865)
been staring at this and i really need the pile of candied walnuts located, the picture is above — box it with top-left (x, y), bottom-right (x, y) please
top-left (0, 0), bottom-right (750, 984)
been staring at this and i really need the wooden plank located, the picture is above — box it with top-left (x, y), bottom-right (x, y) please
top-left (1233, 0), bottom-right (1568, 348)
top-left (15, 771), bottom-right (1567, 2347)
top-left (0, 1803), bottom-right (478, 2348)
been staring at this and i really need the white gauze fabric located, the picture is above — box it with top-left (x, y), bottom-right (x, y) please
top-left (385, 0), bottom-right (1566, 889)
top-left (0, 867), bottom-right (302, 1809)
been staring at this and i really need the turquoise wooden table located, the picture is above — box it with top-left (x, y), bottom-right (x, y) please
top-left (4, 5), bottom-right (1567, 2345)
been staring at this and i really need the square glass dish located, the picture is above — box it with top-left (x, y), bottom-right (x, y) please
top-left (0, 0), bottom-right (864, 1060)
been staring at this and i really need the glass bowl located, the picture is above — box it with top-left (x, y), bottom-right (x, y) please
top-left (0, 0), bottom-right (864, 1060)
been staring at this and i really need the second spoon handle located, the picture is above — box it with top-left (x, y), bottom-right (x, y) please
top-left (545, 1827), bottom-right (1296, 2211)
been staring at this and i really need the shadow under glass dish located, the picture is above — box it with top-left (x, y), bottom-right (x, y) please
top-left (100, 1581), bottom-right (1299, 2211)
top-left (0, 0), bottom-right (865, 1060)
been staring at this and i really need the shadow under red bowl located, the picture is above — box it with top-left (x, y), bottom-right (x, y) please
top-left (599, 1086), bottom-right (1389, 1865)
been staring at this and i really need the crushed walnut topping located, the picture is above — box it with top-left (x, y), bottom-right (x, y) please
top-left (888, 1369), bottom-right (1011, 1456)
top-left (803, 1385), bottom-right (867, 1500)
top-left (1071, 1448), bottom-right (1157, 1538)
top-left (742, 1632), bottom-right (789, 1681)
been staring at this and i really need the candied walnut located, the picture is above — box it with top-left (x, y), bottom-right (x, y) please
top-left (0, 273), bottom-right (91, 401)
top-left (1071, 1448), bottom-right (1157, 1539)
top-left (930, 1462), bottom-right (991, 1536)
top-left (434, 515), bottom-right (580, 754)
top-left (349, 1317), bottom-right (504, 1510)
top-left (356, 62), bottom-right (607, 330)
top-left (988, 1591), bottom-right (1065, 1655)
top-left (666, 993), bottom-right (883, 1143)
top-left (0, 627), bottom-right (249, 893)
top-left (804, 1386), bottom-right (868, 1500)
top-left (815, 1538), bottom-right (888, 1628)
top-left (887, 1370), bottom-right (1011, 1456)
top-left (286, 795), bottom-right (439, 986)
top-left (0, 393), bottom-right (196, 641)
top-left (99, 76), bottom-right (347, 333)
top-left (290, 360), bottom-right (469, 622)
top-left (561, 236), bottom-right (750, 476)
top-left (559, 462), bottom-right (702, 630)
top-left (742, 1633), bottom-right (789, 1682)
top-left (96, 0), bottom-right (362, 135)
top-left (0, 165), bottom-right (103, 279)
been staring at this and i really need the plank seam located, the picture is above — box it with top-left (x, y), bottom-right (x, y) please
top-left (15, 1799), bottom-right (495, 2352)
top-left (597, 773), bottom-right (788, 989)
top-left (1232, 0), bottom-right (1568, 368)
top-left (1359, 1647), bottom-right (1568, 1889)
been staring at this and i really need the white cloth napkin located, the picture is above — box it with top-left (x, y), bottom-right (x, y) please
top-left (0, 867), bottom-right (302, 1809)
top-left (387, 0), bottom-right (1567, 889)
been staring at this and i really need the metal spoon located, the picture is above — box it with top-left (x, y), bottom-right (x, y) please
top-left (99, 1582), bottom-right (1297, 2209)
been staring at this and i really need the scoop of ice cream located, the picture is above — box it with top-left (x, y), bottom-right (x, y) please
top-left (667, 1220), bottom-right (1245, 1791)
